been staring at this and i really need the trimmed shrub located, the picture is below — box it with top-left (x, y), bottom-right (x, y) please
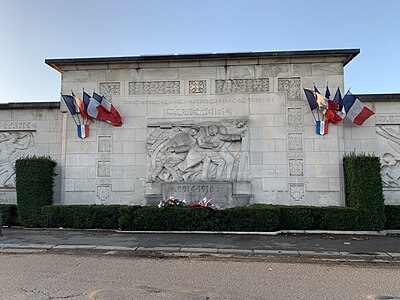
top-left (16, 156), bottom-right (57, 227)
top-left (312, 207), bottom-right (360, 230)
top-left (277, 206), bottom-right (314, 230)
top-left (343, 153), bottom-right (385, 230)
top-left (42, 205), bottom-right (91, 229)
top-left (385, 205), bottom-right (400, 229)
top-left (221, 206), bottom-right (279, 231)
top-left (0, 204), bottom-right (18, 226)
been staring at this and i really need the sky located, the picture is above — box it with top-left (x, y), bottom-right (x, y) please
top-left (0, 0), bottom-right (399, 102)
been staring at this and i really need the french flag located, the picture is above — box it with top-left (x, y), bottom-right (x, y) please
top-left (343, 91), bottom-right (375, 126)
top-left (83, 91), bottom-right (123, 126)
top-left (316, 120), bottom-right (329, 135)
top-left (77, 125), bottom-right (89, 139)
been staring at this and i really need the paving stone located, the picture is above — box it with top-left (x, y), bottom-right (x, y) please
top-left (136, 246), bottom-right (181, 252)
top-left (180, 247), bottom-right (218, 253)
top-left (217, 249), bottom-right (254, 255)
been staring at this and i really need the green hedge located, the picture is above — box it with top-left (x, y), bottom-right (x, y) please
top-left (343, 153), bottom-right (386, 230)
top-left (0, 204), bottom-right (18, 226)
top-left (16, 156), bottom-right (57, 227)
top-left (36, 204), bottom-right (382, 231)
top-left (385, 205), bottom-right (400, 229)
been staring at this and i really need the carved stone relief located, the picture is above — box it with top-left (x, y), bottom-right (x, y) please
top-left (99, 82), bottom-right (120, 99)
top-left (278, 77), bottom-right (301, 99)
top-left (0, 132), bottom-right (35, 188)
top-left (129, 81), bottom-right (180, 95)
top-left (98, 136), bottom-right (112, 153)
top-left (189, 80), bottom-right (206, 94)
top-left (97, 161), bottom-right (111, 177)
top-left (288, 133), bottom-right (303, 151)
top-left (376, 125), bottom-right (400, 189)
top-left (147, 118), bottom-right (248, 182)
top-left (289, 184), bottom-right (305, 201)
top-left (287, 108), bottom-right (302, 126)
top-left (289, 159), bottom-right (304, 176)
top-left (97, 185), bottom-right (111, 202)
top-left (215, 79), bottom-right (269, 94)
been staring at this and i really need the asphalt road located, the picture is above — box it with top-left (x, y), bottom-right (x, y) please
top-left (0, 253), bottom-right (399, 300)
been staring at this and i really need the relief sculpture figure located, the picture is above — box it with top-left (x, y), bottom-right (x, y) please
top-left (0, 132), bottom-right (34, 188)
top-left (147, 118), bottom-right (248, 182)
top-left (381, 153), bottom-right (400, 188)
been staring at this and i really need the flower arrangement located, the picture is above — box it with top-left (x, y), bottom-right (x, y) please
top-left (157, 197), bottom-right (187, 208)
top-left (187, 197), bottom-right (222, 211)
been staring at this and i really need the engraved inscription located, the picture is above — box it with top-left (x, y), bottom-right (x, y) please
top-left (98, 136), bottom-right (112, 153)
top-left (164, 108), bottom-right (232, 117)
top-left (189, 80), bottom-right (206, 94)
top-left (97, 185), bottom-right (111, 202)
top-left (99, 82), bottom-right (120, 99)
top-left (288, 108), bottom-right (302, 125)
top-left (97, 161), bottom-right (111, 177)
top-left (288, 133), bottom-right (303, 151)
top-left (289, 159), bottom-right (304, 176)
top-left (278, 77), bottom-right (301, 99)
top-left (375, 114), bottom-right (400, 124)
top-left (123, 96), bottom-right (272, 105)
top-left (0, 191), bottom-right (17, 204)
top-left (215, 79), bottom-right (269, 94)
top-left (0, 122), bottom-right (37, 131)
top-left (290, 184), bottom-right (305, 201)
top-left (129, 81), bottom-right (180, 95)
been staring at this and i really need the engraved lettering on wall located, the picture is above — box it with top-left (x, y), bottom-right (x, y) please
top-left (98, 136), bottom-right (112, 153)
top-left (0, 132), bottom-right (34, 188)
top-left (99, 82), bottom-right (120, 99)
top-left (215, 79), bottom-right (269, 94)
top-left (278, 77), bottom-right (301, 99)
top-left (189, 80), bottom-right (206, 94)
top-left (147, 118), bottom-right (248, 182)
top-left (129, 81), bottom-right (180, 95)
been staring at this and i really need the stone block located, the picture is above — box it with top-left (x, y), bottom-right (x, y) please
top-left (311, 63), bottom-right (343, 75)
top-left (262, 152), bottom-right (287, 164)
top-left (290, 63), bottom-right (311, 75)
top-left (315, 164), bottom-right (339, 177)
top-left (179, 67), bottom-right (217, 79)
top-left (217, 65), bottom-right (255, 79)
top-left (255, 64), bottom-right (290, 77)
top-left (249, 139), bottom-right (275, 152)
top-left (141, 68), bottom-right (179, 80)
top-left (262, 178), bottom-right (287, 190)
top-left (112, 179), bottom-right (134, 192)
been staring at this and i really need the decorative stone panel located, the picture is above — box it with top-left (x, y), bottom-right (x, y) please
top-left (129, 81), bottom-right (180, 95)
top-left (289, 184), bottom-right (305, 201)
top-left (288, 133), bottom-right (303, 151)
top-left (97, 161), bottom-right (111, 177)
top-left (189, 80), bottom-right (206, 94)
top-left (278, 77), bottom-right (301, 99)
top-left (98, 136), bottom-right (112, 153)
top-left (99, 82), bottom-right (120, 99)
top-left (287, 108), bottom-right (302, 126)
top-left (215, 79), bottom-right (269, 94)
top-left (289, 159), bottom-right (304, 176)
top-left (96, 185), bottom-right (111, 202)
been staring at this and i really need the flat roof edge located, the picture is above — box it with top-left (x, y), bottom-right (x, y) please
top-left (0, 101), bottom-right (60, 109)
top-left (45, 49), bottom-right (360, 70)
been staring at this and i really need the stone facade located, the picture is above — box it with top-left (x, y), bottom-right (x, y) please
top-left (0, 50), bottom-right (399, 206)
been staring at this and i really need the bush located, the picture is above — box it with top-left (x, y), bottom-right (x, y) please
top-left (16, 156), bottom-right (57, 227)
top-left (277, 206), bottom-right (314, 230)
top-left (312, 207), bottom-right (360, 230)
top-left (0, 204), bottom-right (18, 226)
top-left (385, 205), bottom-right (400, 229)
top-left (343, 153), bottom-right (386, 230)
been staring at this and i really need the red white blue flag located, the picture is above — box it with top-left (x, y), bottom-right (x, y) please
top-left (77, 125), bottom-right (89, 139)
top-left (343, 91), bottom-right (375, 125)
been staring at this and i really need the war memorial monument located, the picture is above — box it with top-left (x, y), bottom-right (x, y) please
top-left (0, 49), bottom-right (399, 207)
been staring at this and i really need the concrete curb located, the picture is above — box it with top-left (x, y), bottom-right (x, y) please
top-left (1, 243), bottom-right (399, 262)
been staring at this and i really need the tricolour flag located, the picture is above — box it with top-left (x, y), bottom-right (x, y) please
top-left (316, 120), bottom-right (329, 135)
top-left (333, 88), bottom-right (346, 120)
top-left (77, 124), bottom-right (89, 139)
top-left (315, 91), bottom-right (327, 109)
top-left (93, 92), bottom-right (123, 126)
top-left (343, 91), bottom-right (375, 126)
top-left (304, 89), bottom-right (317, 110)
top-left (61, 94), bottom-right (78, 115)
top-left (72, 92), bottom-right (92, 122)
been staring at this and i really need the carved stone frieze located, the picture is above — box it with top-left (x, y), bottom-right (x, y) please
top-left (215, 79), bottom-right (269, 94)
top-left (147, 118), bottom-right (248, 182)
top-left (278, 77), bottom-right (301, 99)
top-left (129, 81), bottom-right (180, 95)
top-left (189, 80), bottom-right (206, 94)
top-left (288, 133), bottom-right (303, 151)
top-left (98, 136), bottom-right (112, 153)
top-left (99, 82), bottom-right (120, 99)
top-left (0, 132), bottom-right (35, 188)
top-left (287, 108), bottom-right (302, 126)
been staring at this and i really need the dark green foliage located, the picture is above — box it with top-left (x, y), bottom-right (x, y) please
top-left (16, 156), bottom-right (57, 227)
top-left (0, 204), bottom-right (19, 226)
top-left (277, 206), bottom-right (314, 230)
top-left (312, 207), bottom-right (360, 230)
top-left (385, 205), bottom-right (400, 229)
top-left (221, 206), bottom-right (279, 231)
top-left (343, 153), bottom-right (386, 230)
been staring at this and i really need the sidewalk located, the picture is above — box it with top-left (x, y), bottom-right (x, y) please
top-left (1, 227), bottom-right (399, 262)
